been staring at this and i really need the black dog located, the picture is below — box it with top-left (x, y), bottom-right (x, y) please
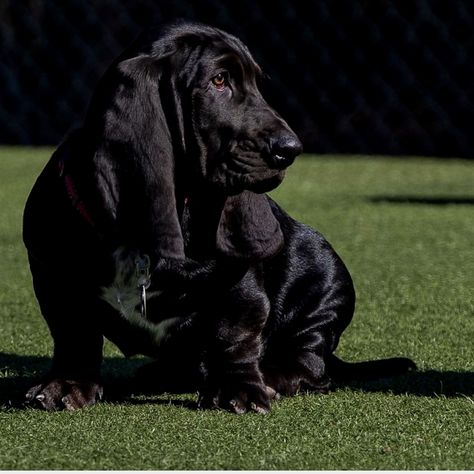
top-left (23, 22), bottom-right (415, 413)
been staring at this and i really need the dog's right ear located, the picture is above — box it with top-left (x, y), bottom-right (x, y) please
top-left (216, 191), bottom-right (284, 261)
top-left (82, 34), bottom-right (185, 260)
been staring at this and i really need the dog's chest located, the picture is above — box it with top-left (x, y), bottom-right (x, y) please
top-left (101, 248), bottom-right (184, 346)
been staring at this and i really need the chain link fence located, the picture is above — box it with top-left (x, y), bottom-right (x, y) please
top-left (1, 0), bottom-right (474, 157)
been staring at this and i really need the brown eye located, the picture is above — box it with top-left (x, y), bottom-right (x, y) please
top-left (211, 73), bottom-right (227, 89)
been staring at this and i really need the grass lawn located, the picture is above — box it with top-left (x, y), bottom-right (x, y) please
top-left (0, 147), bottom-right (473, 470)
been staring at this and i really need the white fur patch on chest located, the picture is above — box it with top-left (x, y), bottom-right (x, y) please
top-left (101, 247), bottom-right (179, 346)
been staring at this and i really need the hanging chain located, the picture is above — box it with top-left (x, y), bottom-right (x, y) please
top-left (135, 254), bottom-right (151, 318)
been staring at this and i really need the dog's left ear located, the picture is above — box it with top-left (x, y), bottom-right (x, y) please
top-left (216, 191), bottom-right (284, 260)
top-left (83, 36), bottom-right (187, 261)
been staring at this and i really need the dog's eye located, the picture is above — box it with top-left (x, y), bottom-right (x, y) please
top-left (211, 73), bottom-right (228, 90)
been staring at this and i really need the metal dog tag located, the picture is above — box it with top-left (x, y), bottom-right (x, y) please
top-left (139, 284), bottom-right (147, 319)
top-left (135, 254), bottom-right (151, 318)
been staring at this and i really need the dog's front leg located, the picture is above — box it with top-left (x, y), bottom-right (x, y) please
top-left (25, 257), bottom-right (104, 410)
top-left (25, 309), bottom-right (105, 410)
top-left (198, 268), bottom-right (275, 414)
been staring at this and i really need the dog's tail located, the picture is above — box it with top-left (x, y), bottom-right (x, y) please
top-left (327, 354), bottom-right (417, 382)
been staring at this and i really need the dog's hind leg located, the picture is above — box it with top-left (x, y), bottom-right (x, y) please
top-left (260, 259), bottom-right (356, 397)
top-left (25, 256), bottom-right (105, 410)
top-left (261, 314), bottom-right (345, 397)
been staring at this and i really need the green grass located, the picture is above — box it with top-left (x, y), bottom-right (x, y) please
top-left (0, 147), bottom-right (473, 469)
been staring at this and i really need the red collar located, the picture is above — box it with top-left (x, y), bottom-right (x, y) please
top-left (58, 157), bottom-right (188, 239)
top-left (58, 158), bottom-right (97, 230)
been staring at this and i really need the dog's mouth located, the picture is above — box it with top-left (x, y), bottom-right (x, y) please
top-left (209, 147), bottom-right (286, 194)
top-left (246, 171), bottom-right (285, 193)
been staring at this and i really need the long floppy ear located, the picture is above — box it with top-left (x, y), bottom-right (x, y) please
top-left (83, 35), bottom-right (186, 260)
top-left (216, 191), bottom-right (284, 260)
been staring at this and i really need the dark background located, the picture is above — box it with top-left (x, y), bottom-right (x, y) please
top-left (1, 0), bottom-right (474, 157)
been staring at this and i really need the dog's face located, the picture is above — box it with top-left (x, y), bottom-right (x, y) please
top-left (87, 24), bottom-right (302, 196)
top-left (172, 28), bottom-right (303, 194)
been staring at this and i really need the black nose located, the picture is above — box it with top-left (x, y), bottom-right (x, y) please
top-left (269, 134), bottom-right (303, 169)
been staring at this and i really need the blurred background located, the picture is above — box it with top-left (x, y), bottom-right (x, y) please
top-left (1, 0), bottom-right (474, 157)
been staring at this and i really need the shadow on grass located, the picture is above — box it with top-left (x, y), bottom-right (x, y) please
top-left (369, 195), bottom-right (474, 205)
top-left (1, 352), bottom-right (473, 409)
top-left (337, 371), bottom-right (474, 398)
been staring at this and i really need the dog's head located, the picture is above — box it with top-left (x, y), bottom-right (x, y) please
top-left (83, 22), bottom-right (301, 260)
top-left (164, 23), bottom-right (303, 194)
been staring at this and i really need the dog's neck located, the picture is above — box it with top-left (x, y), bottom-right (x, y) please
top-left (180, 188), bottom-right (228, 260)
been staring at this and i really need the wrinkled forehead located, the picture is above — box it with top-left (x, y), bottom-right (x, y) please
top-left (216, 44), bottom-right (261, 80)
top-left (215, 33), bottom-right (261, 74)
top-left (183, 34), bottom-right (262, 85)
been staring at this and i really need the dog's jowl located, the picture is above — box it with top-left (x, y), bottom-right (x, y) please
top-left (23, 22), bottom-right (415, 412)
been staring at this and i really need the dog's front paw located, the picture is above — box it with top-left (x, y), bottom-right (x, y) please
top-left (25, 379), bottom-right (103, 410)
top-left (197, 380), bottom-right (276, 414)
